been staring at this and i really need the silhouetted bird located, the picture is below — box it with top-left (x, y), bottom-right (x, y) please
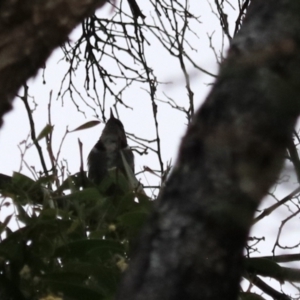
top-left (87, 110), bottom-right (134, 184)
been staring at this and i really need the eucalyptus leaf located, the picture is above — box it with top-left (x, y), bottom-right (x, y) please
top-left (36, 124), bottom-right (54, 141)
top-left (70, 120), bottom-right (101, 132)
top-left (244, 257), bottom-right (283, 282)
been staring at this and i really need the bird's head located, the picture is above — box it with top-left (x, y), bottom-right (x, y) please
top-left (100, 109), bottom-right (128, 149)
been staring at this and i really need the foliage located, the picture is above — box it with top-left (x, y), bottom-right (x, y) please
top-left (0, 169), bottom-right (152, 300)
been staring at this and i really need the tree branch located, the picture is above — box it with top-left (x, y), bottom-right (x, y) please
top-left (253, 186), bottom-right (300, 224)
top-left (116, 1), bottom-right (300, 299)
top-left (244, 274), bottom-right (290, 300)
top-left (0, 0), bottom-right (108, 127)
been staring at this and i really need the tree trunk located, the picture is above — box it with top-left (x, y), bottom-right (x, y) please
top-left (116, 1), bottom-right (300, 299)
top-left (0, 0), bottom-right (107, 127)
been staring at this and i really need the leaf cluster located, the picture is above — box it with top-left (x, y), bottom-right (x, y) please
top-left (0, 170), bottom-right (152, 300)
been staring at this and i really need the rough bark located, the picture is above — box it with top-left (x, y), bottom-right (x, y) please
top-left (0, 0), bottom-right (107, 127)
top-left (116, 1), bottom-right (300, 300)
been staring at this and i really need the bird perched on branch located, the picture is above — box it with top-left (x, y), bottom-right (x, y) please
top-left (87, 110), bottom-right (134, 185)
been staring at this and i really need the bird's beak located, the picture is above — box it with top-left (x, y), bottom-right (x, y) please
top-left (110, 108), bottom-right (115, 119)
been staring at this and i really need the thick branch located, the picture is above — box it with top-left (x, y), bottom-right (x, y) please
top-left (244, 274), bottom-right (290, 300)
top-left (117, 1), bottom-right (300, 300)
top-left (0, 0), bottom-right (108, 127)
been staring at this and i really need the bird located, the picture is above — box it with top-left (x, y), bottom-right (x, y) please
top-left (87, 109), bottom-right (134, 185)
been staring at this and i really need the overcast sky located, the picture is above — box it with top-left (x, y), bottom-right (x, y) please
top-left (0, 1), bottom-right (225, 188)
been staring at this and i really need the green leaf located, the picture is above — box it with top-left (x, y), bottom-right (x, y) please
top-left (0, 227), bottom-right (28, 262)
top-left (118, 211), bottom-right (148, 230)
top-left (44, 272), bottom-right (88, 284)
top-left (36, 174), bottom-right (55, 185)
top-left (57, 172), bottom-right (89, 193)
top-left (12, 172), bottom-right (35, 187)
top-left (36, 124), bottom-right (54, 141)
top-left (58, 188), bottom-right (102, 204)
top-left (10, 172), bottom-right (44, 205)
top-left (61, 262), bottom-right (120, 292)
top-left (136, 193), bottom-right (153, 212)
top-left (117, 211), bottom-right (148, 240)
top-left (16, 203), bottom-right (32, 224)
top-left (87, 245), bottom-right (125, 262)
top-left (55, 239), bottom-right (125, 260)
top-left (70, 120), bottom-right (101, 132)
top-left (0, 275), bottom-right (26, 300)
top-left (244, 257), bottom-right (283, 282)
top-left (113, 193), bottom-right (152, 218)
top-left (0, 214), bottom-right (13, 234)
top-left (38, 208), bottom-right (57, 221)
top-left (89, 230), bottom-right (108, 239)
top-left (44, 279), bottom-right (104, 300)
top-left (0, 173), bottom-right (12, 191)
top-left (113, 193), bottom-right (136, 215)
top-left (100, 169), bottom-right (130, 193)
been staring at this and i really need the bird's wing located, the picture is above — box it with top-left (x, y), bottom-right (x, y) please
top-left (87, 141), bottom-right (107, 184)
top-left (120, 149), bottom-right (145, 195)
